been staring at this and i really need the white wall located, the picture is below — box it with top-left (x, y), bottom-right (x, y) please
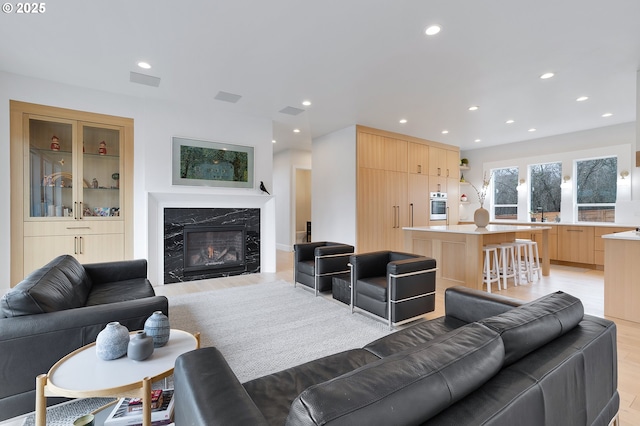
top-left (273, 149), bottom-right (311, 251)
top-left (459, 122), bottom-right (638, 224)
top-left (311, 125), bottom-right (357, 246)
top-left (1, 71), bottom-right (275, 292)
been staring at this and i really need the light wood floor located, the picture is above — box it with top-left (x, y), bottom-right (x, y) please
top-left (155, 251), bottom-right (640, 425)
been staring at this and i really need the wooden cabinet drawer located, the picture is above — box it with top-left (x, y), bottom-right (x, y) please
top-left (558, 226), bottom-right (594, 263)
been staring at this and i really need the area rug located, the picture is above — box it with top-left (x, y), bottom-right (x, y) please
top-left (167, 279), bottom-right (394, 382)
top-left (17, 280), bottom-right (393, 425)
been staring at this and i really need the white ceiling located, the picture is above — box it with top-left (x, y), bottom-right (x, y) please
top-left (2, 0), bottom-right (639, 153)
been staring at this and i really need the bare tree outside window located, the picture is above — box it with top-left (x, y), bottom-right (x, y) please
top-left (529, 162), bottom-right (561, 222)
top-left (493, 167), bottom-right (518, 219)
top-left (576, 157), bottom-right (617, 222)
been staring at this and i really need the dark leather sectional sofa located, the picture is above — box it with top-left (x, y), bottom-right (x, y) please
top-left (173, 286), bottom-right (618, 426)
top-left (0, 254), bottom-right (168, 421)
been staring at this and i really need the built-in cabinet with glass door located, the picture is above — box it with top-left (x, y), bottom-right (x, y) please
top-left (10, 101), bottom-right (133, 286)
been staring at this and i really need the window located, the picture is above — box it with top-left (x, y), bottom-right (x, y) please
top-left (493, 167), bottom-right (518, 219)
top-left (576, 156), bottom-right (617, 222)
top-left (529, 162), bottom-right (561, 222)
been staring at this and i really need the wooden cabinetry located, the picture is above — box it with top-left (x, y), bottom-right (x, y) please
top-left (557, 226), bottom-right (594, 264)
top-left (10, 101), bottom-right (133, 285)
top-left (428, 146), bottom-right (459, 178)
top-left (408, 142), bottom-right (429, 175)
top-left (356, 126), bottom-right (458, 252)
top-left (595, 226), bottom-right (634, 266)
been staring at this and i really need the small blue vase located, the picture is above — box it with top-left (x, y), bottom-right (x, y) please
top-left (144, 311), bottom-right (170, 348)
top-left (96, 322), bottom-right (129, 360)
top-left (127, 331), bottom-right (154, 361)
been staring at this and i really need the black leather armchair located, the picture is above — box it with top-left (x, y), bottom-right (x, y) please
top-left (293, 242), bottom-right (354, 296)
top-left (350, 251), bottom-right (437, 329)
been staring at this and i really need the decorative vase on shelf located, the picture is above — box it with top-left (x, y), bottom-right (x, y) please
top-left (474, 207), bottom-right (490, 228)
top-left (127, 331), bottom-right (154, 361)
top-left (144, 311), bottom-right (170, 348)
top-left (96, 322), bottom-right (129, 360)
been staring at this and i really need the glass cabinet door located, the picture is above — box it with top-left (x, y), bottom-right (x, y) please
top-left (80, 124), bottom-right (121, 219)
top-left (27, 117), bottom-right (75, 218)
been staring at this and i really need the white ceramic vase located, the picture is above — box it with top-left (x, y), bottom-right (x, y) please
top-left (96, 322), bottom-right (129, 360)
top-left (144, 311), bottom-right (170, 348)
top-left (474, 207), bottom-right (490, 228)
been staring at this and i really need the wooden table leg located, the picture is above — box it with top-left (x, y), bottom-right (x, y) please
top-left (142, 376), bottom-right (152, 426)
top-left (541, 228), bottom-right (550, 276)
top-left (35, 374), bottom-right (47, 426)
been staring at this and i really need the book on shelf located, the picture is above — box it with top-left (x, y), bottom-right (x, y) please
top-left (104, 389), bottom-right (174, 426)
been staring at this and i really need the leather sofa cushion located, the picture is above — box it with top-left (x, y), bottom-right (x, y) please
top-left (286, 322), bottom-right (504, 426)
top-left (0, 255), bottom-right (91, 317)
top-left (479, 290), bottom-right (584, 365)
top-left (297, 260), bottom-right (315, 276)
top-left (244, 349), bottom-right (380, 426)
top-left (356, 276), bottom-right (388, 302)
top-left (85, 278), bottom-right (155, 306)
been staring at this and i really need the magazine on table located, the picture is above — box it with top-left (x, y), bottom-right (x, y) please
top-left (104, 389), bottom-right (174, 426)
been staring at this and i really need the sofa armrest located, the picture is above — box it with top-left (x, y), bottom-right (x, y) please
top-left (444, 286), bottom-right (522, 323)
top-left (294, 242), bottom-right (326, 262)
top-left (315, 244), bottom-right (354, 257)
top-left (0, 296), bottom-right (168, 406)
top-left (83, 259), bottom-right (148, 285)
top-left (388, 257), bottom-right (436, 276)
top-left (174, 347), bottom-right (269, 426)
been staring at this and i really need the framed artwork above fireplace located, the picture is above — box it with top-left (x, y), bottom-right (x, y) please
top-left (171, 137), bottom-right (254, 188)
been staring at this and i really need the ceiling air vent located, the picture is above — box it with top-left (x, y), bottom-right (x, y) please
top-left (214, 91), bottom-right (242, 103)
top-left (279, 106), bottom-right (305, 116)
top-left (129, 71), bottom-right (161, 87)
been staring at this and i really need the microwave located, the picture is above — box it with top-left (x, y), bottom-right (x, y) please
top-left (430, 192), bottom-right (448, 221)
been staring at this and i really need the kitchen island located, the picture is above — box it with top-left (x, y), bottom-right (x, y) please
top-left (403, 224), bottom-right (551, 291)
top-left (603, 230), bottom-right (640, 323)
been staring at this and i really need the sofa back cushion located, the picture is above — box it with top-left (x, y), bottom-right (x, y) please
top-left (0, 255), bottom-right (92, 317)
top-left (479, 290), bottom-right (584, 366)
top-left (286, 322), bottom-right (504, 426)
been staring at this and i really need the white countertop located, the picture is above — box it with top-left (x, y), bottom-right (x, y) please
top-left (403, 224), bottom-right (552, 235)
top-left (601, 230), bottom-right (640, 241)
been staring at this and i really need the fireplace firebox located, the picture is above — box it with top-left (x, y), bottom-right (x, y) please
top-left (183, 225), bottom-right (246, 275)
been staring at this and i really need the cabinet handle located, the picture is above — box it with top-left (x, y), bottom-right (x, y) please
top-left (567, 229), bottom-right (584, 232)
top-left (79, 236), bottom-right (84, 254)
top-left (74, 202), bottom-right (78, 220)
top-left (446, 168), bottom-right (450, 177)
top-left (437, 183), bottom-right (441, 192)
top-left (74, 236), bottom-right (78, 254)
top-left (438, 167), bottom-right (441, 176)
top-left (79, 202), bottom-right (83, 219)
top-left (410, 203), bottom-right (414, 226)
top-left (418, 165), bottom-right (422, 174)
top-left (397, 206), bottom-right (400, 228)
top-left (66, 226), bottom-right (90, 230)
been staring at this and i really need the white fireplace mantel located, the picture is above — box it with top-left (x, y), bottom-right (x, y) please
top-left (147, 192), bottom-right (276, 285)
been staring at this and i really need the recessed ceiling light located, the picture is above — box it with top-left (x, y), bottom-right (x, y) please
top-left (441, 130), bottom-right (449, 134)
top-left (272, 140), bottom-right (276, 144)
top-left (474, 139), bottom-right (482, 143)
top-left (399, 119), bottom-right (407, 124)
top-left (505, 119), bottom-right (515, 124)
top-left (137, 61), bottom-right (151, 69)
top-left (302, 100), bottom-right (311, 106)
top-left (293, 129), bottom-right (301, 133)
top-left (576, 96), bottom-right (589, 102)
top-left (468, 106), bottom-right (479, 111)
top-left (540, 72), bottom-right (555, 79)
top-left (528, 128), bottom-right (537, 132)
top-left (425, 25), bottom-right (441, 36)
top-left (602, 112), bottom-right (613, 118)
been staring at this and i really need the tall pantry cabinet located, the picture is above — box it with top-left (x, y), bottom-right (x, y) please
top-left (356, 126), bottom-right (459, 253)
top-left (10, 101), bottom-right (134, 286)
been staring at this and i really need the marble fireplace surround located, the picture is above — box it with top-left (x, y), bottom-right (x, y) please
top-left (148, 192), bottom-right (276, 285)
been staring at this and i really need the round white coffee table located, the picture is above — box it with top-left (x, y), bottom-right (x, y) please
top-left (35, 329), bottom-right (199, 426)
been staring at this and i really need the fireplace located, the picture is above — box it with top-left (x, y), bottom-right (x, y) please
top-left (163, 207), bottom-right (260, 283)
top-left (183, 225), bottom-right (246, 274)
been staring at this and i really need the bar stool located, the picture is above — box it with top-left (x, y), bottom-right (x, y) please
top-left (516, 239), bottom-right (541, 282)
top-left (513, 240), bottom-right (531, 283)
top-left (497, 242), bottom-right (519, 288)
top-left (482, 244), bottom-right (501, 293)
